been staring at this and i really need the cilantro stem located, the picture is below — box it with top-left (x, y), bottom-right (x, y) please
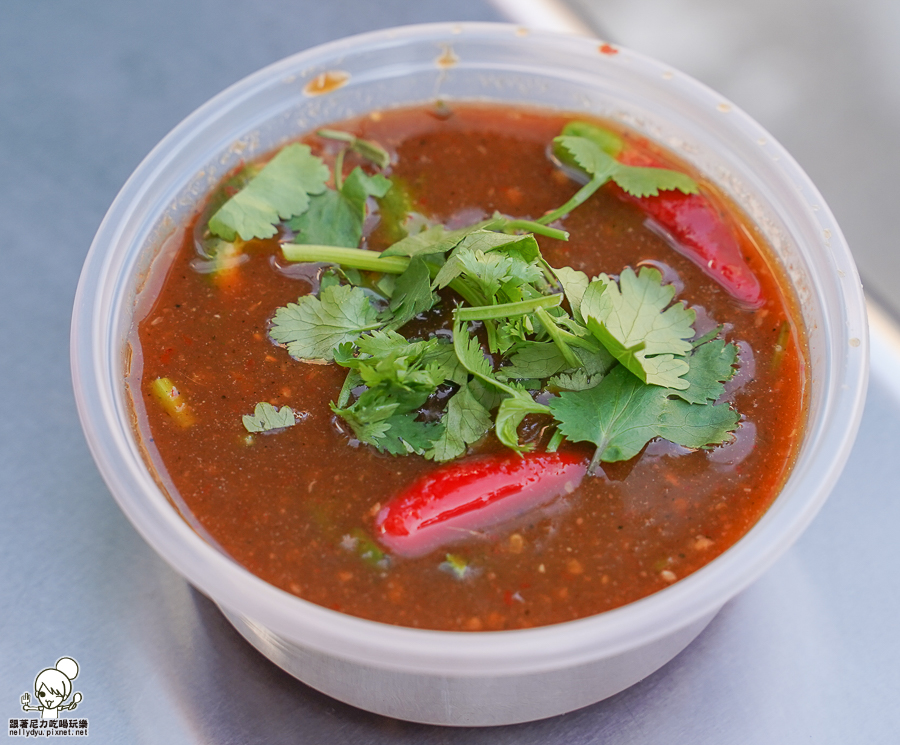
top-left (336, 369), bottom-right (362, 409)
top-left (334, 148), bottom-right (345, 191)
top-left (445, 276), bottom-right (488, 310)
top-left (501, 219), bottom-right (569, 241)
top-left (692, 324), bottom-right (723, 348)
top-left (534, 307), bottom-right (582, 369)
top-left (548, 324), bottom-right (599, 352)
top-left (454, 294), bottom-right (562, 322)
top-left (281, 244), bottom-right (410, 274)
top-left (587, 444), bottom-right (607, 476)
top-left (317, 128), bottom-right (390, 169)
top-left (546, 428), bottom-right (564, 452)
top-left (536, 174), bottom-right (608, 225)
top-left (317, 128), bottom-right (355, 144)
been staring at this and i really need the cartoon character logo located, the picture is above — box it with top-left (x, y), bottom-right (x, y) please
top-left (20, 657), bottom-right (83, 720)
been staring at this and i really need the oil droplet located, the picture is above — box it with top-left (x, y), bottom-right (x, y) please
top-left (515, 26), bottom-right (529, 36)
top-left (717, 102), bottom-right (732, 113)
top-left (436, 44), bottom-right (459, 69)
top-left (849, 337), bottom-right (860, 347)
top-left (599, 42), bottom-right (618, 55)
top-left (662, 70), bottom-right (674, 80)
top-left (303, 70), bottom-right (350, 96)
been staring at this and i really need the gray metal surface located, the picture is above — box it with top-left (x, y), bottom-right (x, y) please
top-left (1, 0), bottom-right (898, 742)
top-left (565, 0), bottom-right (900, 321)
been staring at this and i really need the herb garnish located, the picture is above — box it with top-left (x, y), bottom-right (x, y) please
top-left (242, 402), bottom-right (297, 433)
top-left (212, 121), bottom-right (740, 472)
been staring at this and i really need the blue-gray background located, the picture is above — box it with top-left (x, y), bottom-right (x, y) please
top-left (2, 1), bottom-right (898, 742)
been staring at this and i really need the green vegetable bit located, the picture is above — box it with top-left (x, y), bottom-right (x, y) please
top-left (440, 553), bottom-right (471, 579)
top-left (342, 528), bottom-right (390, 569)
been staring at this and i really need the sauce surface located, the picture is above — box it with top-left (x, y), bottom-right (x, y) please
top-left (130, 105), bottom-right (805, 631)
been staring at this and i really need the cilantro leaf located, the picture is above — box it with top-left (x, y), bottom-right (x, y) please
top-left (289, 166), bottom-right (391, 248)
top-left (674, 339), bottom-right (738, 404)
top-left (333, 387), bottom-right (443, 455)
top-left (387, 255), bottom-right (436, 330)
top-left (209, 144), bottom-right (329, 240)
top-left (501, 341), bottom-right (613, 382)
top-left (355, 329), bottom-right (431, 359)
top-left (467, 378), bottom-right (504, 414)
top-left (341, 167), bottom-right (392, 207)
top-left (549, 365), bottom-right (667, 466)
top-left (288, 189), bottom-right (360, 247)
top-left (432, 231), bottom-right (540, 290)
top-left (457, 250), bottom-right (543, 302)
top-left (495, 387), bottom-right (551, 452)
top-left (350, 332), bottom-right (465, 385)
top-left (558, 121), bottom-right (623, 157)
top-left (549, 369), bottom-right (604, 391)
top-left (355, 350), bottom-right (444, 397)
top-left (501, 342), bottom-right (570, 380)
top-left (375, 175), bottom-right (416, 243)
top-left (611, 166), bottom-right (700, 198)
top-left (548, 365), bottom-right (739, 469)
top-left (554, 136), bottom-right (620, 184)
top-left (426, 383), bottom-right (492, 461)
top-left (452, 320), bottom-right (497, 382)
top-left (656, 398), bottom-right (739, 449)
top-left (581, 267), bottom-right (695, 388)
top-left (551, 265), bottom-right (590, 318)
top-left (242, 402), bottom-right (296, 433)
top-left (380, 221), bottom-right (492, 259)
top-left (340, 333), bottom-right (444, 400)
top-left (269, 284), bottom-right (380, 361)
top-left (373, 413), bottom-right (445, 456)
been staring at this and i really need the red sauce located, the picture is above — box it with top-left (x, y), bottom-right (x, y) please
top-left (129, 104), bottom-right (806, 631)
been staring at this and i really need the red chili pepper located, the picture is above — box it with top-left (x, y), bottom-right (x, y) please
top-left (614, 148), bottom-right (764, 307)
top-left (374, 451), bottom-right (587, 558)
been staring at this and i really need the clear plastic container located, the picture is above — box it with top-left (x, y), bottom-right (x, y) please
top-left (71, 23), bottom-right (868, 726)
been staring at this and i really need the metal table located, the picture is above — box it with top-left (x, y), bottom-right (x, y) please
top-left (2, 1), bottom-right (898, 741)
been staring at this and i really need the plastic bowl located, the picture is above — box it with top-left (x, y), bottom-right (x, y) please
top-left (71, 23), bottom-right (868, 726)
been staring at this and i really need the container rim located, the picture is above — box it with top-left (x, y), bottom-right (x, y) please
top-left (71, 22), bottom-right (868, 677)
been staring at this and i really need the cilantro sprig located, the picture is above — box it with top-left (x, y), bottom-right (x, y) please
top-left (539, 123), bottom-right (698, 226)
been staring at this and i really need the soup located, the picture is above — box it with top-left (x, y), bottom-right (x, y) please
top-left (129, 103), bottom-right (805, 631)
